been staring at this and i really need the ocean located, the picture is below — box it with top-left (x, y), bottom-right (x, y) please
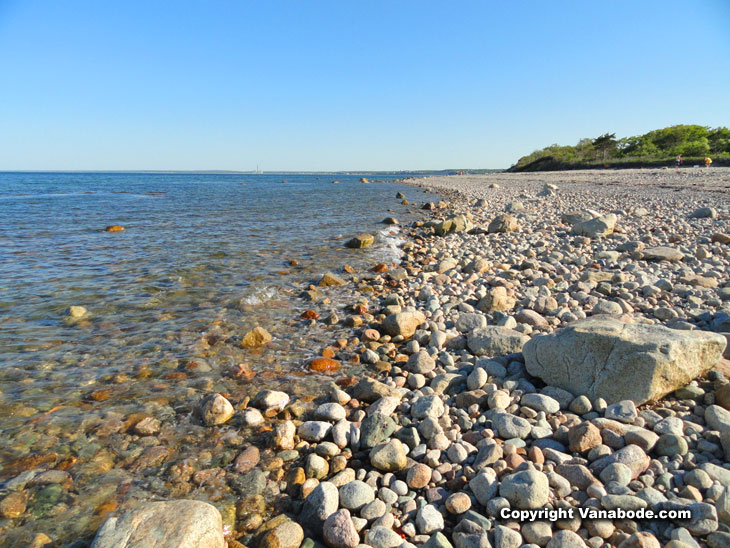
top-left (0, 171), bottom-right (435, 545)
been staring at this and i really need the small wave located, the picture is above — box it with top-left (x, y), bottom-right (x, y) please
top-left (239, 286), bottom-right (279, 307)
top-left (372, 226), bottom-right (405, 263)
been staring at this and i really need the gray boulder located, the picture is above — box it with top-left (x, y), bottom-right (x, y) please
top-left (467, 326), bottom-right (530, 357)
top-left (524, 318), bottom-right (725, 404)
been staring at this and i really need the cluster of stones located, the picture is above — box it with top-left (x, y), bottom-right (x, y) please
top-left (86, 170), bottom-right (730, 548)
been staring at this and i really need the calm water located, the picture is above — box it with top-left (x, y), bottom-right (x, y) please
top-left (0, 172), bottom-right (435, 545)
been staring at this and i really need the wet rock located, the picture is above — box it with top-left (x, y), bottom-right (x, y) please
top-left (345, 234), bottom-right (375, 248)
top-left (0, 491), bottom-right (27, 519)
top-left (91, 500), bottom-right (224, 548)
top-left (524, 318), bottom-right (726, 404)
top-left (67, 305), bottom-right (88, 319)
top-left (253, 390), bottom-right (290, 413)
top-left (320, 272), bottom-right (347, 287)
top-left (200, 394), bottom-right (235, 426)
top-left (259, 518), bottom-right (304, 548)
top-left (104, 225), bottom-right (125, 232)
top-left (241, 326), bottom-right (273, 348)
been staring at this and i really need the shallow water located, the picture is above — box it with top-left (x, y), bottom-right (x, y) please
top-left (0, 172), bottom-right (435, 545)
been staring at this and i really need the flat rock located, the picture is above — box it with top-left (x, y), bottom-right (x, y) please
top-left (467, 326), bottom-right (530, 357)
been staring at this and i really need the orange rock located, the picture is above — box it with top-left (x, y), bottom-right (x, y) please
top-left (343, 265), bottom-right (356, 274)
top-left (310, 358), bottom-right (341, 373)
top-left (95, 499), bottom-right (118, 516)
top-left (227, 363), bottom-right (256, 380)
top-left (321, 347), bottom-right (337, 358)
top-left (87, 389), bottom-right (113, 402)
top-left (335, 376), bottom-right (357, 387)
top-left (371, 263), bottom-right (389, 273)
top-left (301, 310), bottom-right (320, 320)
top-left (363, 329), bottom-right (380, 341)
top-left (104, 225), bottom-right (125, 232)
top-left (290, 259), bottom-right (299, 266)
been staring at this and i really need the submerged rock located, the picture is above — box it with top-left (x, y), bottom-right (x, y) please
top-left (524, 318), bottom-right (726, 404)
top-left (241, 326), bottom-right (273, 348)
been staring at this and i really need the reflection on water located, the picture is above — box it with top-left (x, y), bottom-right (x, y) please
top-left (0, 172), bottom-right (434, 545)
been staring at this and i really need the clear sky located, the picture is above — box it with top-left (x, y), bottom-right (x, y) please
top-left (1, 1), bottom-right (728, 171)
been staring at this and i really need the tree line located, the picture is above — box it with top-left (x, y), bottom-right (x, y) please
top-left (509, 125), bottom-right (730, 172)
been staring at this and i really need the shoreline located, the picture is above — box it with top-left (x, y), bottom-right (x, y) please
top-left (7, 169), bottom-right (730, 547)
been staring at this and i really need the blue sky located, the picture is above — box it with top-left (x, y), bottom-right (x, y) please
top-left (0, 1), bottom-right (728, 171)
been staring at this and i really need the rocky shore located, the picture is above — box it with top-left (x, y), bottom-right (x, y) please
top-left (16, 168), bottom-right (730, 548)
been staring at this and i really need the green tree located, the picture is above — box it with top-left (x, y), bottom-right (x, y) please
top-left (592, 133), bottom-right (617, 162)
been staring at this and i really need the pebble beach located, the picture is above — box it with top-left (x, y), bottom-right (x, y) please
top-left (5, 167), bottom-right (730, 548)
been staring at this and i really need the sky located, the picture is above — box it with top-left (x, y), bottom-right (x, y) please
top-left (0, 1), bottom-right (729, 171)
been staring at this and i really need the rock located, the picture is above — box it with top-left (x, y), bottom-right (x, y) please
top-left (407, 351), bottom-right (436, 374)
top-left (423, 532), bottom-right (454, 548)
top-left (467, 327), bottom-right (530, 357)
top-left (488, 214), bottom-right (519, 233)
top-left (234, 446), bottom-right (260, 474)
top-left (365, 526), bottom-right (404, 548)
top-left (568, 422), bottom-right (602, 453)
top-left (445, 493), bottom-right (471, 514)
top-left (298, 421), bottom-right (332, 442)
top-left (382, 310), bottom-right (426, 338)
top-left (370, 439), bottom-right (407, 471)
top-left (642, 246), bottom-right (684, 262)
top-left (476, 286), bottom-right (515, 313)
top-left (691, 207), bottom-right (717, 218)
top-left (339, 480), bottom-right (374, 511)
top-left (524, 317), bottom-right (726, 404)
top-left (407, 463), bottom-right (433, 489)
top-left (590, 445), bottom-right (650, 479)
top-left (605, 400), bottom-right (637, 423)
top-left (546, 530), bottom-right (586, 548)
top-left (200, 394), bottom-right (235, 426)
top-left (416, 504), bottom-right (444, 534)
top-left (382, 217), bottom-right (399, 225)
top-left (350, 378), bottom-right (401, 402)
top-left (91, 500), bottom-right (224, 548)
top-left (469, 468), bottom-right (498, 505)
top-left (345, 234), bottom-right (375, 248)
top-left (310, 358), bottom-right (341, 373)
top-left (300, 482), bottom-right (339, 533)
top-left (320, 272), bottom-right (347, 287)
top-left (0, 491), bottom-right (27, 518)
top-left (253, 390), bottom-right (290, 412)
top-left (360, 413), bottom-right (397, 448)
top-left (241, 408), bottom-right (264, 427)
top-left (499, 470), bottom-right (549, 509)
top-left (493, 412), bottom-right (531, 439)
top-left (411, 395), bottom-right (445, 419)
top-left (434, 215), bottom-right (473, 236)
top-left (104, 225), bottom-right (125, 232)
top-left (571, 214), bottom-right (617, 238)
top-left (456, 313), bottom-right (488, 333)
top-left (67, 305), bottom-right (88, 318)
top-left (706, 405), bottom-right (730, 433)
top-left (323, 509), bottom-right (359, 548)
top-left (241, 326), bottom-right (273, 348)
top-left (274, 420), bottom-right (296, 449)
top-left (521, 393), bottom-right (560, 414)
top-left (259, 519), bottom-right (304, 548)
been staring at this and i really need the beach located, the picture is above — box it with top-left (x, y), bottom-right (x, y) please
top-left (4, 168), bottom-right (730, 548)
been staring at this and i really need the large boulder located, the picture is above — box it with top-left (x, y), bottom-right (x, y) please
top-left (524, 318), bottom-right (726, 405)
top-left (488, 214), bottom-right (519, 233)
top-left (91, 500), bottom-right (224, 548)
